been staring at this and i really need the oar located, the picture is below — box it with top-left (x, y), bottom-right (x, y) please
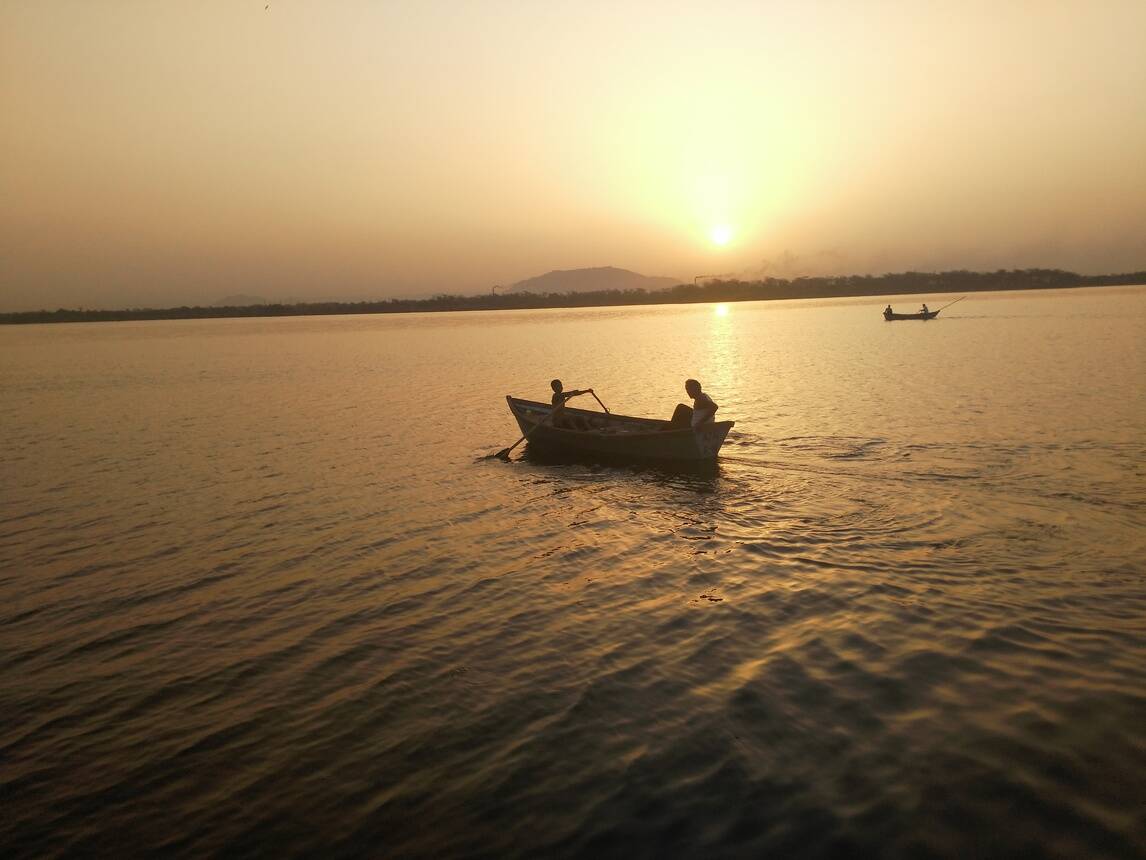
top-left (494, 409), bottom-right (556, 460)
top-left (492, 389), bottom-right (606, 460)
top-left (935, 296), bottom-right (966, 312)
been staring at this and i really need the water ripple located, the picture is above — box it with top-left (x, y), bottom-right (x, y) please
top-left (3, 296), bottom-right (1146, 857)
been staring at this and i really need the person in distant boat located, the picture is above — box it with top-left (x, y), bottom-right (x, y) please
top-left (671, 379), bottom-right (718, 429)
top-left (921, 303), bottom-right (930, 315)
top-left (885, 304), bottom-right (893, 314)
top-left (550, 379), bottom-right (593, 430)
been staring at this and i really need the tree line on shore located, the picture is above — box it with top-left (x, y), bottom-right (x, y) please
top-left (3, 268), bottom-right (1143, 324)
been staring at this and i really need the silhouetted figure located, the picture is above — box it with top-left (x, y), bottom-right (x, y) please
top-left (921, 303), bottom-right (930, 315)
top-left (550, 379), bottom-right (590, 408)
top-left (550, 379), bottom-right (592, 430)
top-left (671, 379), bottom-right (718, 428)
top-left (884, 304), bottom-right (894, 320)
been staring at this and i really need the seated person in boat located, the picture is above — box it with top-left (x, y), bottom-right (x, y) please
top-left (884, 304), bottom-right (893, 318)
top-left (920, 303), bottom-right (930, 315)
top-left (670, 379), bottom-right (718, 429)
top-left (550, 379), bottom-right (594, 430)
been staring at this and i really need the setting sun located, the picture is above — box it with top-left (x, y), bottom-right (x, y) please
top-left (710, 225), bottom-right (733, 246)
top-left (2, 3), bottom-right (1145, 858)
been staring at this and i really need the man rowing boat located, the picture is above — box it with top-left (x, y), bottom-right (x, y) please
top-left (550, 379), bottom-right (595, 430)
top-left (550, 379), bottom-right (590, 408)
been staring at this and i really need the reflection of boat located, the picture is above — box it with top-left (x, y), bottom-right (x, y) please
top-left (520, 444), bottom-right (722, 483)
top-left (506, 396), bottom-right (734, 461)
top-left (883, 309), bottom-right (940, 321)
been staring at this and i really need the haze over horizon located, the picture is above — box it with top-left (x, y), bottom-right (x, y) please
top-left (3, 1), bottom-right (1145, 311)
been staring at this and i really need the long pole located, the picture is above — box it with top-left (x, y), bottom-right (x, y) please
top-left (936, 296), bottom-right (966, 312)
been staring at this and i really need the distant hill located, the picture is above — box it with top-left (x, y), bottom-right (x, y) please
top-left (509, 266), bottom-right (680, 294)
top-left (6, 269), bottom-right (1143, 325)
top-left (214, 294), bottom-right (268, 307)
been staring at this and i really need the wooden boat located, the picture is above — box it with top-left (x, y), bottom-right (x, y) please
top-left (883, 309), bottom-right (940, 321)
top-left (506, 396), bottom-right (734, 461)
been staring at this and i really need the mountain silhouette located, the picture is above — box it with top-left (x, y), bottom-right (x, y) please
top-left (214, 294), bottom-right (269, 307)
top-left (509, 266), bottom-right (680, 294)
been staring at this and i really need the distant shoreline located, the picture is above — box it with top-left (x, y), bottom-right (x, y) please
top-left (2, 269), bottom-right (1143, 325)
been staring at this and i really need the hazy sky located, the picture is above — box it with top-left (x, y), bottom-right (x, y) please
top-left (3, 1), bottom-right (1145, 310)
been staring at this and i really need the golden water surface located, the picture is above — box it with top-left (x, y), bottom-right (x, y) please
top-left (2, 287), bottom-right (1144, 857)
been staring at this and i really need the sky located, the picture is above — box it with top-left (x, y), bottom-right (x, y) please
top-left (2, 1), bottom-right (1145, 311)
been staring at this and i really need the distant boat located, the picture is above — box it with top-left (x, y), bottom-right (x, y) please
top-left (883, 297), bottom-right (966, 321)
top-left (883, 308), bottom-right (940, 321)
top-left (505, 396), bottom-right (734, 461)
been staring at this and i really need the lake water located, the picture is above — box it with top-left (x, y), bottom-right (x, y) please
top-left (2, 287), bottom-right (1145, 858)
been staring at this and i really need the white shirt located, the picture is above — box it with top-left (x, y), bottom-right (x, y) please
top-left (691, 392), bottom-right (717, 428)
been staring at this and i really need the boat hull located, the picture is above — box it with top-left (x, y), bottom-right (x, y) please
top-left (506, 397), bottom-right (733, 461)
top-left (883, 310), bottom-right (940, 320)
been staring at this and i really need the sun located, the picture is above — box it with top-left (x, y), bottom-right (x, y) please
top-left (710, 224), bottom-right (733, 246)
